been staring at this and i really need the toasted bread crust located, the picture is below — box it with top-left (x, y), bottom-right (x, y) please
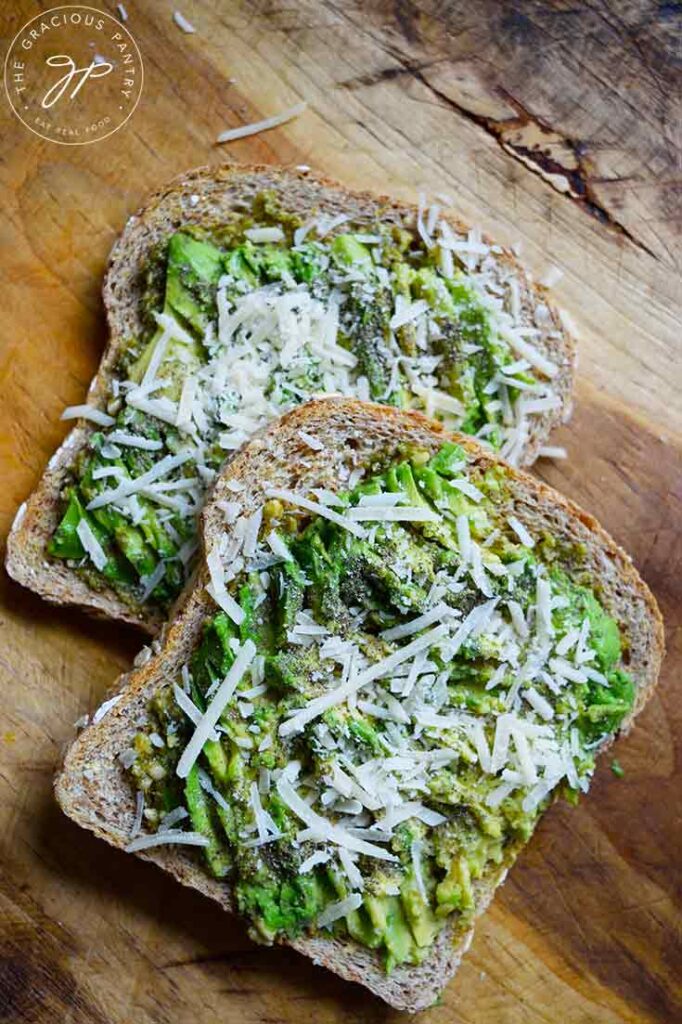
top-left (6, 164), bottom-right (576, 633)
top-left (55, 398), bottom-right (663, 1012)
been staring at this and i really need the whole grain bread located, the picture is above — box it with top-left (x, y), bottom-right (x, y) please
top-left (55, 398), bottom-right (663, 1012)
top-left (6, 164), bottom-right (575, 634)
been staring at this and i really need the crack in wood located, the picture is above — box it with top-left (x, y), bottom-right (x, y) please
top-left (340, 61), bottom-right (660, 261)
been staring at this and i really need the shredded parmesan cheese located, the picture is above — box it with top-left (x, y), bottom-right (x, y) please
top-left (125, 830), bottom-right (209, 852)
top-left (298, 430), bottom-right (325, 451)
top-left (92, 693), bottom-right (122, 724)
top-left (277, 773), bottom-right (397, 861)
top-left (176, 640), bottom-right (256, 778)
top-left (107, 431), bottom-right (163, 451)
top-left (216, 102), bottom-right (307, 144)
top-left (173, 10), bottom-right (196, 33)
top-left (507, 515), bottom-right (535, 548)
top-left (244, 227), bottom-right (285, 243)
top-left (86, 451), bottom-right (192, 510)
top-left (265, 488), bottom-right (365, 538)
top-left (279, 624), bottom-right (448, 737)
top-left (300, 850), bottom-right (330, 873)
top-left (76, 519), bottom-right (107, 571)
top-left (61, 404), bottom-right (115, 427)
top-left (317, 893), bottom-right (363, 928)
top-left (538, 445), bottom-right (568, 460)
top-left (345, 506), bottom-right (440, 523)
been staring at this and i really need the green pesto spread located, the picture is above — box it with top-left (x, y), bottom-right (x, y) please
top-left (48, 192), bottom-right (559, 615)
top-left (126, 443), bottom-right (633, 971)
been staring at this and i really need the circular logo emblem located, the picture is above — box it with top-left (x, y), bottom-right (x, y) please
top-left (4, 5), bottom-right (143, 145)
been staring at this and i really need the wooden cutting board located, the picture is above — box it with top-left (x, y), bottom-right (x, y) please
top-left (1, 2), bottom-right (680, 1021)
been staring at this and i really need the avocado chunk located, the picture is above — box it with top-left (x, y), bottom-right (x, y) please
top-left (47, 487), bottom-right (137, 588)
top-left (340, 287), bottom-right (395, 400)
top-left (427, 441), bottom-right (468, 478)
top-left (435, 855), bottom-right (474, 917)
top-left (165, 232), bottom-right (224, 334)
top-left (129, 231), bottom-right (217, 396)
top-left (584, 593), bottom-right (622, 670)
top-left (190, 612), bottom-right (237, 696)
top-left (330, 233), bottom-right (373, 272)
top-left (271, 560), bottom-right (306, 646)
top-left (580, 668), bottom-right (634, 742)
top-left (48, 489), bottom-right (89, 561)
top-left (552, 576), bottom-right (623, 673)
top-left (401, 869), bottom-right (442, 949)
top-left (293, 528), bottom-right (348, 631)
top-left (364, 894), bottom-right (418, 971)
top-left (237, 871), bottom-right (325, 940)
top-left (345, 904), bottom-right (383, 949)
top-left (184, 764), bottom-right (232, 878)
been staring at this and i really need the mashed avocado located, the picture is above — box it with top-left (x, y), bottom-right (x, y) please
top-left (48, 193), bottom-right (558, 614)
top-left (127, 443), bottom-right (634, 971)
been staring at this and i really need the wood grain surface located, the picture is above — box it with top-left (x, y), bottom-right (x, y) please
top-left (1, 1), bottom-right (680, 1021)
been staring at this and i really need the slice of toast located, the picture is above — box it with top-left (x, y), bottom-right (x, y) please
top-left (6, 164), bottom-right (576, 633)
top-left (55, 398), bottom-right (663, 1012)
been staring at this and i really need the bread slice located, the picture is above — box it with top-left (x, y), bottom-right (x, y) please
top-left (55, 398), bottom-right (663, 1012)
top-left (6, 163), bottom-right (575, 633)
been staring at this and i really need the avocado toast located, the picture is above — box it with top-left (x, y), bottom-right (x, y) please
top-left (6, 164), bottom-right (575, 633)
top-left (55, 398), bottom-right (663, 1012)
